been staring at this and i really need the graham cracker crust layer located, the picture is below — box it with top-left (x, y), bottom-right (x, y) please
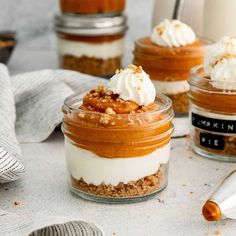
top-left (71, 167), bottom-right (165, 198)
top-left (194, 129), bottom-right (236, 157)
top-left (61, 55), bottom-right (121, 77)
top-left (167, 91), bottom-right (189, 114)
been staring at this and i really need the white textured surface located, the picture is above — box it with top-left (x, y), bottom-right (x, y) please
top-left (66, 139), bottom-right (170, 185)
top-left (1, 132), bottom-right (236, 236)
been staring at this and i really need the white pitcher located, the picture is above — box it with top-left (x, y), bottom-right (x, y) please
top-left (152, 0), bottom-right (236, 40)
top-left (152, 0), bottom-right (204, 36)
top-left (204, 0), bottom-right (236, 40)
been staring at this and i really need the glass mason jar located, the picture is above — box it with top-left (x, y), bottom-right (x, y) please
top-left (189, 66), bottom-right (236, 162)
top-left (60, 0), bottom-right (125, 15)
top-left (55, 14), bottom-right (127, 77)
top-left (62, 92), bottom-right (174, 203)
top-left (133, 38), bottom-right (209, 116)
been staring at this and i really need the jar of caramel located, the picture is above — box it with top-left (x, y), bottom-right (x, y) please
top-left (55, 14), bottom-right (127, 77)
top-left (62, 90), bottom-right (174, 203)
top-left (189, 66), bottom-right (236, 162)
top-left (60, 0), bottom-right (125, 15)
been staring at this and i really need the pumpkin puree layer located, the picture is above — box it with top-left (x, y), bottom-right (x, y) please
top-left (60, 0), bottom-right (125, 14)
top-left (133, 37), bottom-right (205, 81)
top-left (63, 86), bottom-right (172, 158)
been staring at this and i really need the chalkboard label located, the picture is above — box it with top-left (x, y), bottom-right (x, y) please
top-left (192, 113), bottom-right (236, 134)
top-left (200, 132), bottom-right (224, 150)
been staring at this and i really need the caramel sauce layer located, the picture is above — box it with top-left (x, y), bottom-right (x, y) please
top-left (60, 0), bottom-right (125, 14)
top-left (133, 37), bottom-right (205, 81)
top-left (63, 87), bottom-right (172, 158)
top-left (58, 33), bottom-right (124, 44)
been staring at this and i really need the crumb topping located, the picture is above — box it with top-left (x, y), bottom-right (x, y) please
top-left (99, 114), bottom-right (110, 125)
top-left (127, 64), bottom-right (143, 73)
top-left (211, 53), bottom-right (236, 68)
top-left (225, 38), bottom-right (234, 52)
top-left (14, 200), bottom-right (21, 206)
top-left (81, 85), bottom-right (158, 114)
top-left (174, 23), bottom-right (181, 29)
top-left (105, 107), bottom-right (116, 114)
top-left (156, 26), bottom-right (164, 36)
top-left (115, 69), bottom-right (121, 74)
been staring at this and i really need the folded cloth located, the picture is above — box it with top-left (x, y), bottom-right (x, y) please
top-left (0, 65), bottom-right (24, 183)
top-left (0, 210), bottom-right (103, 236)
top-left (0, 64), bottom-right (106, 183)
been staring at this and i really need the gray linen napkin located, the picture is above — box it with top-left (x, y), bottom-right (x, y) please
top-left (0, 64), bottom-right (105, 183)
top-left (0, 64), bottom-right (105, 235)
top-left (0, 210), bottom-right (103, 236)
top-left (0, 65), bottom-right (24, 183)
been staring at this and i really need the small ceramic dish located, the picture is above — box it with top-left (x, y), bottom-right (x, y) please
top-left (0, 31), bottom-right (16, 64)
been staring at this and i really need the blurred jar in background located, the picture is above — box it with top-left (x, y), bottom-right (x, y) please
top-left (55, 14), bottom-right (127, 77)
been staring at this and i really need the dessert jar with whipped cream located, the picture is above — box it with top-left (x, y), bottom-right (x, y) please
top-left (62, 65), bottom-right (174, 203)
top-left (189, 37), bottom-right (236, 162)
top-left (55, 14), bottom-right (126, 77)
top-left (60, 0), bottom-right (125, 14)
top-left (133, 19), bottom-right (209, 115)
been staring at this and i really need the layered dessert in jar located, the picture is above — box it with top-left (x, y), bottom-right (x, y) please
top-left (62, 65), bottom-right (174, 203)
top-left (133, 19), bottom-right (207, 115)
top-left (55, 14), bottom-right (126, 77)
top-left (60, 0), bottom-right (125, 14)
top-left (189, 37), bottom-right (236, 161)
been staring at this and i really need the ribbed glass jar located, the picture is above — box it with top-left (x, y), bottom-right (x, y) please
top-left (55, 14), bottom-right (127, 77)
top-left (62, 92), bottom-right (174, 203)
top-left (189, 66), bottom-right (236, 162)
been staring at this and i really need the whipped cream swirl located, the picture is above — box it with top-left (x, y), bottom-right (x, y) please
top-left (107, 65), bottom-right (156, 106)
top-left (151, 19), bottom-right (196, 48)
top-left (204, 36), bottom-right (236, 89)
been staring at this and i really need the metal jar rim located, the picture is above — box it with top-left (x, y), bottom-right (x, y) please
top-left (54, 13), bottom-right (127, 36)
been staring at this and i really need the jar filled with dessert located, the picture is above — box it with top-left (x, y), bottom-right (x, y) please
top-left (189, 37), bottom-right (236, 162)
top-left (55, 14), bottom-right (127, 77)
top-left (60, 0), bottom-right (125, 15)
top-left (62, 65), bottom-right (174, 203)
top-left (133, 19), bottom-right (209, 116)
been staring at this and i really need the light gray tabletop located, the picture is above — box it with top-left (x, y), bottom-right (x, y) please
top-left (1, 46), bottom-right (236, 236)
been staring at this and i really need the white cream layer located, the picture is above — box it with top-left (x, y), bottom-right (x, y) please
top-left (65, 138), bottom-right (170, 186)
top-left (58, 38), bottom-right (124, 59)
top-left (152, 80), bottom-right (190, 95)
